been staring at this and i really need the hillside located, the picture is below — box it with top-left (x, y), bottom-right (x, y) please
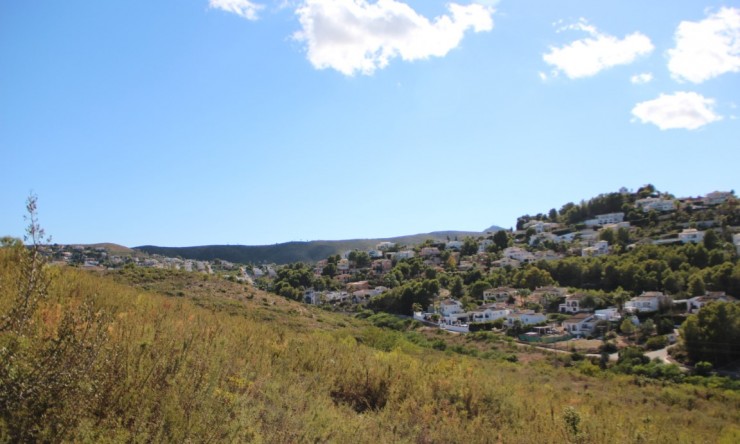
top-left (2, 240), bottom-right (739, 442)
top-left (134, 228), bottom-right (503, 264)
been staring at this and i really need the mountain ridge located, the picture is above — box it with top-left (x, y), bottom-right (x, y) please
top-left (134, 226), bottom-right (505, 264)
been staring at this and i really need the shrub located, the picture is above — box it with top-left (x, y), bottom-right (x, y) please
top-left (645, 335), bottom-right (668, 351)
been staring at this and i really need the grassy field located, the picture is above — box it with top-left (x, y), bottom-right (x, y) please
top-left (1, 246), bottom-right (739, 443)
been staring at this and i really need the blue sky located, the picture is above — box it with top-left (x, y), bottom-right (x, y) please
top-left (1, 0), bottom-right (738, 247)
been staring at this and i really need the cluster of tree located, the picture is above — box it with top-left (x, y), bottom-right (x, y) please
top-left (517, 189), bottom-right (639, 229)
top-left (681, 302), bottom-right (740, 367)
top-left (366, 279), bottom-right (440, 315)
top-left (525, 239), bottom-right (740, 297)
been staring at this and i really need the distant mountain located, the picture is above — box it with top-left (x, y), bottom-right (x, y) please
top-left (134, 227), bottom-right (504, 265)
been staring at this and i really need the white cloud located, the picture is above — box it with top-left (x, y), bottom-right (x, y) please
top-left (667, 7), bottom-right (740, 83)
top-left (209, 0), bottom-right (264, 21)
top-left (631, 92), bottom-right (722, 130)
top-left (293, 0), bottom-right (494, 76)
top-left (543, 19), bottom-right (654, 79)
top-left (630, 72), bottom-right (653, 84)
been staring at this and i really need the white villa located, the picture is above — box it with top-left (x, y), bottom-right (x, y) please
top-left (582, 240), bottom-right (609, 257)
top-left (469, 305), bottom-right (511, 323)
top-left (562, 313), bottom-right (597, 337)
top-left (503, 247), bottom-right (536, 263)
top-left (584, 213), bottom-right (624, 227)
top-left (625, 292), bottom-right (670, 313)
top-left (559, 294), bottom-right (589, 314)
top-left (506, 311), bottom-right (546, 327)
top-left (678, 229), bottom-right (705, 244)
top-left (635, 197), bottom-right (677, 212)
top-left (686, 292), bottom-right (736, 314)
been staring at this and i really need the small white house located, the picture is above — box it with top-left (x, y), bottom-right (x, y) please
top-left (625, 292), bottom-right (670, 313)
top-left (678, 228), bottom-right (705, 244)
top-left (582, 240), bottom-right (609, 257)
top-left (559, 294), bottom-right (589, 314)
top-left (503, 247), bottom-right (536, 263)
top-left (635, 197), bottom-right (677, 212)
top-left (506, 311), bottom-right (546, 326)
top-left (584, 213), bottom-right (624, 227)
top-left (594, 307), bottom-right (621, 322)
top-left (686, 292), bottom-right (736, 314)
top-left (439, 299), bottom-right (464, 316)
top-left (470, 306), bottom-right (511, 323)
top-left (562, 314), bottom-right (597, 337)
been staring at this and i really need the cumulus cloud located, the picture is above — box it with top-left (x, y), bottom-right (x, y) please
top-left (630, 72), bottom-right (653, 84)
top-left (293, 0), bottom-right (494, 76)
top-left (631, 92), bottom-right (722, 130)
top-left (543, 19), bottom-right (654, 79)
top-left (209, 0), bottom-right (264, 21)
top-left (667, 7), bottom-right (740, 83)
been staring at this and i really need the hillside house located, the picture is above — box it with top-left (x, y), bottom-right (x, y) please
top-left (703, 191), bottom-right (733, 206)
top-left (524, 220), bottom-right (560, 233)
top-left (346, 281), bottom-right (369, 292)
top-left (559, 294), bottom-right (589, 314)
top-left (446, 240), bottom-right (464, 251)
top-left (687, 292), bottom-right (736, 314)
top-left (439, 299), bottom-right (468, 323)
top-left (625, 292), bottom-right (670, 313)
top-left (478, 239), bottom-right (494, 253)
top-left (372, 259), bottom-right (393, 274)
top-left (506, 311), bottom-right (547, 326)
top-left (584, 213), bottom-right (624, 227)
top-left (562, 314), bottom-right (597, 337)
top-left (503, 247), bottom-right (536, 263)
top-left (420, 247), bottom-right (441, 257)
top-left (636, 197), bottom-right (677, 212)
top-left (396, 250), bottom-right (416, 260)
top-left (678, 228), bottom-right (705, 244)
top-left (376, 242), bottom-right (396, 251)
top-left (483, 287), bottom-right (518, 303)
top-left (469, 305), bottom-right (511, 323)
top-left (594, 307), bottom-right (621, 322)
top-left (492, 257), bottom-right (521, 268)
top-left (582, 240), bottom-right (609, 257)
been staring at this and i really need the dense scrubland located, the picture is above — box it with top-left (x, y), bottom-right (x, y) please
top-left (2, 241), bottom-right (740, 443)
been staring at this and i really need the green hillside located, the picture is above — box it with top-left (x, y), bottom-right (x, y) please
top-left (2, 239), bottom-right (739, 442)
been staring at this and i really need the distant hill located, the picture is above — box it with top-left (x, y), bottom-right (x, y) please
top-left (134, 227), bottom-right (504, 265)
top-left (85, 243), bottom-right (135, 254)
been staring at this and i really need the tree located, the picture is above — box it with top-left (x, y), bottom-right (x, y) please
top-left (322, 262), bottom-right (337, 278)
top-left (703, 229), bottom-right (720, 250)
top-left (461, 237), bottom-right (478, 257)
top-left (620, 317), bottom-right (636, 341)
top-left (681, 301), bottom-right (740, 366)
top-left (493, 230), bottom-right (509, 251)
top-left (449, 276), bottom-right (464, 298)
top-left (468, 281), bottom-right (491, 300)
top-left (688, 274), bottom-right (706, 296)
